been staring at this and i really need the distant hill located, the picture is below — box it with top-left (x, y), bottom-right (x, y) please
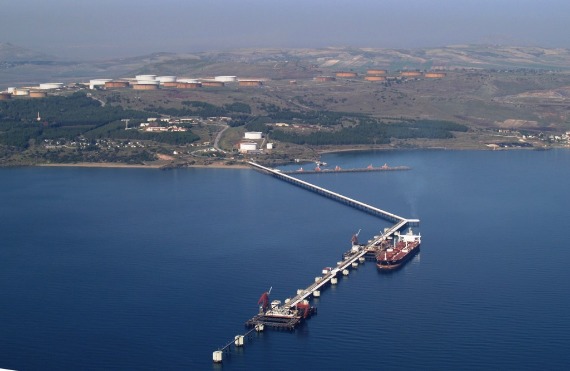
top-left (3, 43), bottom-right (570, 90)
top-left (0, 42), bottom-right (56, 62)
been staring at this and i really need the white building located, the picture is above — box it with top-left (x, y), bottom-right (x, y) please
top-left (239, 142), bottom-right (258, 153)
top-left (244, 131), bottom-right (262, 140)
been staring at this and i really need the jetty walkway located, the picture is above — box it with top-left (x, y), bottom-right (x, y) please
top-left (249, 161), bottom-right (419, 226)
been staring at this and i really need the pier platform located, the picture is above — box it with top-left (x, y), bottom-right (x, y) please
top-left (282, 165), bottom-right (410, 175)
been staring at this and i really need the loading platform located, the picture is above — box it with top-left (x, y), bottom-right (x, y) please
top-left (282, 165), bottom-right (411, 175)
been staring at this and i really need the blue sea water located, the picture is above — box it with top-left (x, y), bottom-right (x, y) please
top-left (1, 149), bottom-right (570, 370)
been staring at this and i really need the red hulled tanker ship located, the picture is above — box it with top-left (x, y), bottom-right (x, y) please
top-left (376, 228), bottom-right (421, 270)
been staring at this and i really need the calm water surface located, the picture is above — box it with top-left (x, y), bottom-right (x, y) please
top-left (1, 149), bottom-right (569, 370)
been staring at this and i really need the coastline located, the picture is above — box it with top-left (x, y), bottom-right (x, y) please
top-left (15, 143), bottom-right (563, 170)
top-left (36, 162), bottom-right (250, 170)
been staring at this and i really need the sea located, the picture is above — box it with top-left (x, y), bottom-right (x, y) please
top-left (1, 149), bottom-right (569, 370)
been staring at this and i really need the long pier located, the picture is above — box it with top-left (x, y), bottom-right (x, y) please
top-left (214, 162), bottom-right (420, 363)
top-left (249, 161), bottom-right (419, 226)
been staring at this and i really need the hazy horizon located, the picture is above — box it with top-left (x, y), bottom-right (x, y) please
top-left (2, 0), bottom-right (570, 60)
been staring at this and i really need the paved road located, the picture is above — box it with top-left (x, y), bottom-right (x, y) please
top-left (213, 124), bottom-right (229, 153)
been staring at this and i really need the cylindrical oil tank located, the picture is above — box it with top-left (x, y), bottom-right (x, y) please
top-left (136, 79), bottom-right (159, 85)
top-left (156, 76), bottom-right (177, 83)
top-left (132, 84), bottom-right (159, 90)
top-left (89, 79), bottom-right (112, 89)
top-left (177, 78), bottom-right (200, 83)
top-left (13, 89), bottom-right (29, 96)
top-left (314, 76), bottom-right (336, 82)
top-left (214, 76), bottom-right (237, 82)
top-left (367, 69), bottom-right (387, 75)
top-left (29, 91), bottom-right (47, 98)
top-left (135, 75), bottom-right (157, 81)
top-left (39, 82), bottom-right (63, 90)
top-left (238, 80), bottom-right (263, 87)
top-left (424, 72), bottom-right (447, 78)
top-left (162, 82), bottom-right (179, 88)
top-left (400, 71), bottom-right (422, 77)
top-left (104, 81), bottom-right (129, 88)
top-left (335, 71), bottom-right (358, 78)
top-left (176, 82), bottom-right (202, 89)
top-left (365, 76), bottom-right (387, 82)
top-left (0, 93), bottom-right (12, 100)
top-left (202, 81), bottom-right (225, 87)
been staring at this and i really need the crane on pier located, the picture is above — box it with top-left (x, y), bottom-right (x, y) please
top-left (257, 286), bottom-right (272, 312)
top-left (351, 229), bottom-right (361, 246)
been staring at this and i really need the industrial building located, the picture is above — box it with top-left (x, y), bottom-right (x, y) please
top-left (239, 142), bottom-right (258, 153)
top-left (244, 132), bottom-right (263, 140)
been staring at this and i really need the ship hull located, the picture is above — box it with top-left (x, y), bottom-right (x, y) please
top-left (376, 244), bottom-right (420, 271)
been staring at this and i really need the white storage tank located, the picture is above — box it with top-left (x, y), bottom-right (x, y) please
top-left (156, 76), bottom-right (177, 83)
top-left (177, 78), bottom-right (200, 83)
top-left (39, 82), bottom-right (63, 90)
top-left (13, 89), bottom-right (29, 96)
top-left (244, 131), bottom-right (262, 140)
top-left (214, 75), bottom-right (237, 82)
top-left (136, 80), bottom-right (159, 85)
top-left (89, 79), bottom-right (112, 89)
top-left (135, 75), bottom-right (157, 81)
